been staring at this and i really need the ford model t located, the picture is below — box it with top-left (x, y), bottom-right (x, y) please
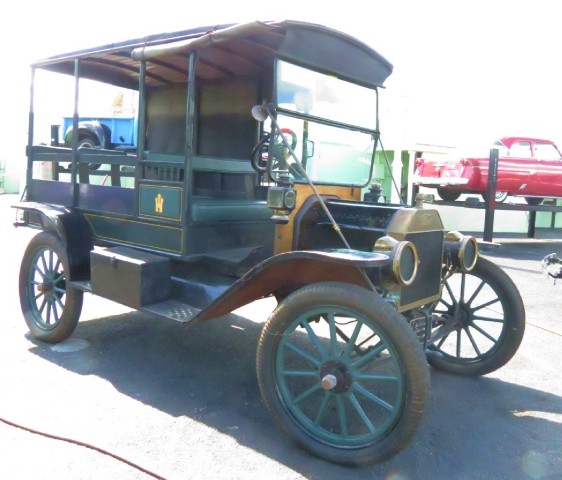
top-left (15, 21), bottom-right (525, 465)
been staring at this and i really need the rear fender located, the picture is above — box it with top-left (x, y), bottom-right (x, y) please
top-left (193, 249), bottom-right (389, 323)
top-left (13, 202), bottom-right (94, 281)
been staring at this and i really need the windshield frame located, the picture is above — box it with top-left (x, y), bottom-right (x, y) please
top-left (273, 58), bottom-right (381, 188)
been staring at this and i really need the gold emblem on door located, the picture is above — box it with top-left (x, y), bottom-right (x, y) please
top-left (155, 193), bottom-right (164, 213)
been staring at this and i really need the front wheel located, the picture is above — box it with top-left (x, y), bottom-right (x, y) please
top-left (256, 282), bottom-right (429, 465)
top-left (436, 188), bottom-right (461, 202)
top-left (19, 232), bottom-right (83, 343)
top-left (427, 257), bottom-right (525, 376)
top-left (482, 191), bottom-right (508, 203)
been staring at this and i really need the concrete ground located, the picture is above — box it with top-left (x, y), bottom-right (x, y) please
top-left (0, 193), bottom-right (561, 480)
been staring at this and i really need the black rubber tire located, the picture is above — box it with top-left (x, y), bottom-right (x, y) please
top-left (78, 136), bottom-right (102, 170)
top-left (77, 137), bottom-right (96, 149)
top-left (19, 232), bottom-right (83, 343)
top-left (482, 191), bottom-right (508, 203)
top-left (436, 188), bottom-right (461, 202)
top-left (256, 282), bottom-right (430, 466)
top-left (525, 197), bottom-right (543, 206)
top-left (427, 257), bottom-right (525, 376)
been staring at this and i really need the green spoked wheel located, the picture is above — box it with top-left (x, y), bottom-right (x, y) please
top-left (257, 282), bottom-right (429, 465)
top-left (427, 257), bottom-right (525, 376)
top-left (19, 232), bottom-right (83, 343)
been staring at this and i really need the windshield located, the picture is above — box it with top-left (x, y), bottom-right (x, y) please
top-left (274, 60), bottom-right (378, 186)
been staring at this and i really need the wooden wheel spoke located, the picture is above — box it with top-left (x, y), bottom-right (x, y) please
top-left (444, 281), bottom-right (457, 305)
top-left (466, 279), bottom-right (486, 306)
top-left (342, 320), bottom-right (363, 361)
top-left (302, 320), bottom-right (329, 361)
top-left (351, 342), bottom-right (386, 369)
top-left (39, 254), bottom-right (49, 278)
top-left (33, 263), bottom-right (46, 280)
top-left (336, 395), bottom-right (348, 436)
top-left (282, 369), bottom-right (318, 377)
top-left (471, 297), bottom-right (501, 312)
top-left (353, 383), bottom-right (394, 412)
top-left (355, 373), bottom-right (399, 382)
top-left (470, 323), bottom-right (498, 343)
top-left (473, 315), bottom-right (504, 323)
top-left (349, 392), bottom-right (376, 433)
top-left (327, 312), bottom-right (338, 356)
top-left (464, 326), bottom-right (482, 356)
top-left (285, 341), bottom-right (321, 367)
top-left (53, 293), bottom-right (65, 311)
top-left (38, 296), bottom-right (47, 314)
top-left (314, 392), bottom-right (331, 426)
top-left (45, 298), bottom-right (53, 325)
top-left (53, 272), bottom-right (65, 287)
top-left (293, 383), bottom-right (322, 405)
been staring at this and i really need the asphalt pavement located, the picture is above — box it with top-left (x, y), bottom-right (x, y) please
top-left (0, 193), bottom-right (561, 480)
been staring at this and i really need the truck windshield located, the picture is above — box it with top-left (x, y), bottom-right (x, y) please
top-left (274, 60), bottom-right (378, 186)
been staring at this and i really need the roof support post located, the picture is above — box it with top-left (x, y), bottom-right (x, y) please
top-left (26, 67), bottom-right (36, 190)
top-left (71, 58), bottom-right (80, 207)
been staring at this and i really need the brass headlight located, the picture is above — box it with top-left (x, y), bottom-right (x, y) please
top-left (373, 236), bottom-right (419, 286)
top-left (444, 231), bottom-right (479, 271)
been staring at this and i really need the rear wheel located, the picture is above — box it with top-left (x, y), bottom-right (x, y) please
top-left (19, 232), bottom-right (83, 343)
top-left (78, 136), bottom-right (102, 170)
top-left (256, 282), bottom-right (429, 465)
top-left (436, 188), bottom-right (461, 202)
top-left (525, 197), bottom-right (543, 206)
top-left (77, 137), bottom-right (96, 149)
top-left (427, 257), bottom-right (525, 376)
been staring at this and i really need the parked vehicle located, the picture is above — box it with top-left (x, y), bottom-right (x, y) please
top-left (412, 136), bottom-right (562, 204)
top-left (14, 20), bottom-right (525, 465)
top-left (60, 116), bottom-right (137, 151)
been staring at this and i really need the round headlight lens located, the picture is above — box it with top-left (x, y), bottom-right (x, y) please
top-left (460, 236), bottom-right (478, 271)
top-left (394, 241), bottom-right (419, 286)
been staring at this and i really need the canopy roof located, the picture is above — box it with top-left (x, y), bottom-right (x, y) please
top-left (32, 20), bottom-right (393, 91)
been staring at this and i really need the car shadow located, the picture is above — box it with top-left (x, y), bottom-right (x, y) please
top-left (27, 309), bottom-right (562, 479)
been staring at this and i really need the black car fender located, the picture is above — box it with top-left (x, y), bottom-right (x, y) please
top-left (13, 202), bottom-right (94, 281)
top-left (193, 249), bottom-right (389, 323)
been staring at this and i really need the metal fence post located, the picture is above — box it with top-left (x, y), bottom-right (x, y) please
top-left (483, 148), bottom-right (499, 242)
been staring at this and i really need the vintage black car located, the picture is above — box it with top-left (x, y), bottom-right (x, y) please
top-left (15, 20), bottom-right (525, 465)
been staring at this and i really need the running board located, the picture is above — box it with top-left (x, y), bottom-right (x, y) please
top-left (141, 300), bottom-right (201, 323)
top-left (71, 281), bottom-right (201, 324)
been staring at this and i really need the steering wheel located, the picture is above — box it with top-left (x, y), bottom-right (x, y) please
top-left (277, 128), bottom-right (298, 153)
top-left (251, 132), bottom-right (271, 173)
top-left (251, 128), bottom-right (298, 174)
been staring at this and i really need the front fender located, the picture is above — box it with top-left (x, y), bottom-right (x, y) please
top-left (13, 202), bottom-right (94, 281)
top-left (193, 249), bottom-right (388, 323)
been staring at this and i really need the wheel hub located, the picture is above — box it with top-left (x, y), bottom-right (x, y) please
top-left (456, 302), bottom-right (473, 328)
top-left (444, 302), bottom-right (472, 328)
top-left (319, 360), bottom-right (352, 393)
top-left (37, 279), bottom-right (53, 294)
